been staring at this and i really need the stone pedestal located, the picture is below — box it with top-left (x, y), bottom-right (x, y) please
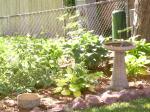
top-left (110, 51), bottom-right (129, 90)
top-left (104, 41), bottom-right (135, 90)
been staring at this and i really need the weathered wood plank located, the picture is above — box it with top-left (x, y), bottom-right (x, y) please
top-left (0, 0), bottom-right (64, 37)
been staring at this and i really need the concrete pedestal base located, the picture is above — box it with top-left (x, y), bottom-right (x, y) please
top-left (104, 41), bottom-right (135, 91)
top-left (109, 51), bottom-right (129, 90)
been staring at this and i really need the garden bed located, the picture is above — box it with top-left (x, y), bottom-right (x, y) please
top-left (0, 35), bottom-right (149, 112)
top-left (0, 77), bottom-right (150, 112)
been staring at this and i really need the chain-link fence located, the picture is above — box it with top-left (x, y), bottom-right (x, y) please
top-left (0, 0), bottom-right (128, 38)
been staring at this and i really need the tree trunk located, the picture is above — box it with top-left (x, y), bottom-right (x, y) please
top-left (134, 0), bottom-right (150, 42)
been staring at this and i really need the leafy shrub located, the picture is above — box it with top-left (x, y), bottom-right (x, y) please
top-left (125, 55), bottom-right (150, 77)
top-left (126, 37), bottom-right (150, 77)
top-left (0, 37), bottom-right (63, 96)
top-left (54, 63), bottom-right (103, 97)
top-left (60, 13), bottom-right (108, 69)
top-left (128, 37), bottom-right (150, 57)
top-left (63, 32), bottom-right (108, 69)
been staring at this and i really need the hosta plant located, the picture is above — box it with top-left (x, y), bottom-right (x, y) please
top-left (125, 37), bottom-right (150, 77)
top-left (125, 54), bottom-right (150, 77)
top-left (128, 37), bottom-right (150, 57)
top-left (54, 63), bottom-right (103, 97)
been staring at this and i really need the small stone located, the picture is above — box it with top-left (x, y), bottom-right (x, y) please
top-left (118, 89), bottom-right (142, 101)
top-left (18, 108), bottom-right (30, 112)
top-left (137, 84), bottom-right (144, 89)
top-left (30, 107), bottom-right (43, 112)
top-left (47, 104), bottom-right (65, 112)
top-left (4, 99), bottom-right (17, 107)
top-left (85, 94), bottom-right (103, 106)
top-left (4, 97), bottom-right (11, 100)
top-left (118, 90), bottom-right (132, 101)
top-left (143, 87), bottom-right (150, 97)
top-left (0, 102), bottom-right (6, 110)
top-left (129, 82), bottom-right (136, 87)
top-left (100, 91), bottom-right (121, 104)
top-left (40, 97), bottom-right (59, 109)
top-left (129, 90), bottom-right (140, 99)
top-left (137, 90), bottom-right (145, 96)
top-left (71, 97), bottom-right (87, 110)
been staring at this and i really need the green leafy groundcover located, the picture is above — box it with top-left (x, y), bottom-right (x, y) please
top-left (0, 37), bottom-right (63, 96)
top-left (126, 38), bottom-right (150, 77)
top-left (0, 35), bottom-right (149, 98)
top-left (0, 35), bottom-right (106, 97)
top-left (74, 98), bottom-right (150, 112)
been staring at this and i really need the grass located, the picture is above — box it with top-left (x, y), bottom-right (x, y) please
top-left (74, 98), bottom-right (150, 112)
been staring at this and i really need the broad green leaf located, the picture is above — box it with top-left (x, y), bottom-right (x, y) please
top-left (61, 89), bottom-right (71, 96)
top-left (54, 87), bottom-right (62, 93)
top-left (73, 91), bottom-right (81, 97)
top-left (88, 85), bottom-right (96, 92)
top-left (69, 84), bottom-right (80, 92)
top-left (56, 79), bottom-right (67, 87)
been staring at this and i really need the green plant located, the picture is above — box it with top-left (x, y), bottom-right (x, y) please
top-left (128, 37), bottom-right (150, 58)
top-left (54, 63), bottom-right (103, 97)
top-left (0, 37), bottom-right (63, 96)
top-left (125, 54), bottom-right (150, 77)
top-left (60, 13), bottom-right (108, 69)
top-left (63, 32), bottom-right (108, 69)
top-left (125, 37), bottom-right (150, 77)
top-left (64, 0), bottom-right (75, 6)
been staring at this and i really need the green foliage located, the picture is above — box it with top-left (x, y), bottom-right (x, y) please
top-left (125, 37), bottom-right (150, 77)
top-left (64, 0), bottom-right (75, 6)
top-left (0, 37), bottom-right (63, 96)
top-left (61, 13), bottom-right (108, 69)
top-left (0, 35), bottom-right (105, 97)
top-left (52, 13), bottom-right (107, 97)
top-left (63, 32), bottom-right (108, 69)
top-left (54, 63), bottom-right (103, 97)
top-left (128, 37), bottom-right (150, 57)
top-left (125, 55), bottom-right (150, 77)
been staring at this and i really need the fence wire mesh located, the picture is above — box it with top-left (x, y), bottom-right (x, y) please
top-left (0, 0), bottom-right (128, 38)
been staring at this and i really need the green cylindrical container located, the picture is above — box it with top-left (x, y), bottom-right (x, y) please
top-left (112, 10), bottom-right (127, 40)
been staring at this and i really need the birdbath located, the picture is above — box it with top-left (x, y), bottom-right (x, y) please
top-left (104, 41), bottom-right (135, 90)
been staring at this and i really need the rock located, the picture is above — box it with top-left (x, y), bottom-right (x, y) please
top-left (40, 97), bottom-right (59, 109)
top-left (136, 89), bottom-right (145, 96)
top-left (4, 99), bottom-right (17, 107)
top-left (71, 97), bottom-right (87, 110)
top-left (18, 108), bottom-right (30, 112)
top-left (85, 94), bottom-right (103, 106)
top-left (129, 82), bottom-right (135, 87)
top-left (5, 108), bottom-right (15, 112)
top-left (143, 87), bottom-right (150, 97)
top-left (0, 102), bottom-right (6, 110)
top-left (137, 84), bottom-right (144, 89)
top-left (47, 104), bottom-right (65, 112)
top-left (118, 89), bottom-right (142, 101)
top-left (30, 107), bottom-right (43, 112)
top-left (118, 90), bottom-right (131, 101)
top-left (100, 91), bottom-right (120, 104)
top-left (130, 90), bottom-right (141, 99)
